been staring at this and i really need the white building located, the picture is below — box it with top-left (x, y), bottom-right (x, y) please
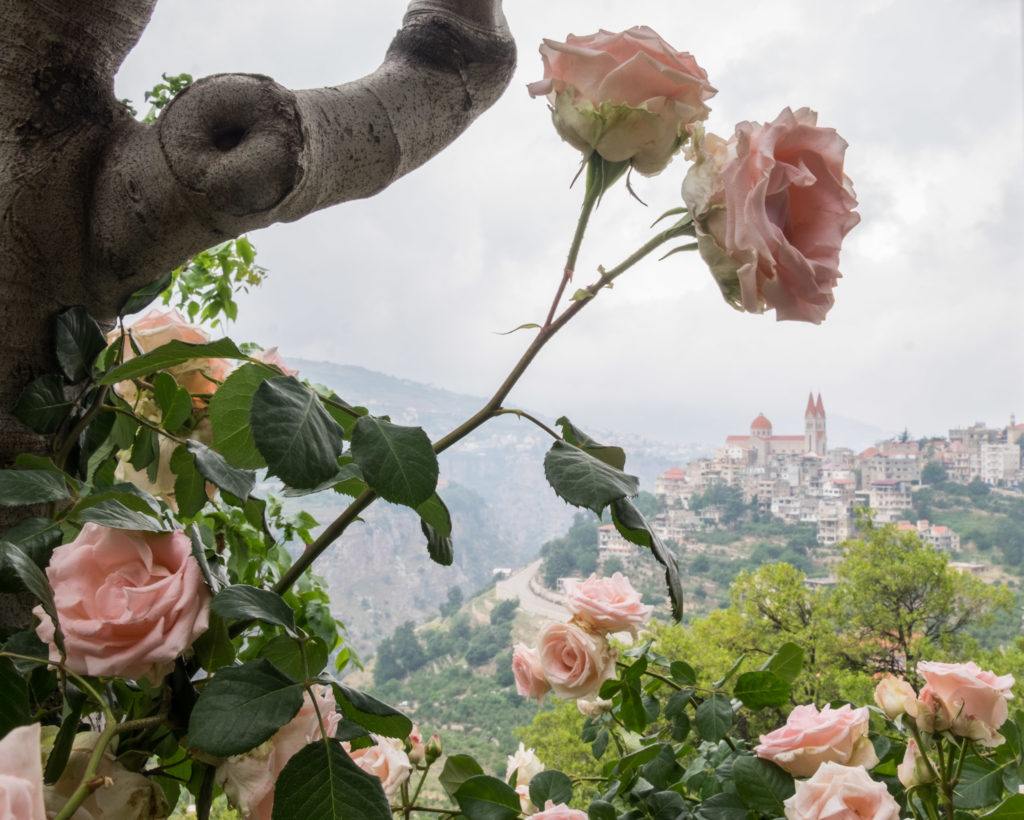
top-left (980, 442), bottom-right (1021, 485)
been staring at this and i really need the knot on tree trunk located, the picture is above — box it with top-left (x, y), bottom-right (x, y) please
top-left (158, 74), bottom-right (304, 217)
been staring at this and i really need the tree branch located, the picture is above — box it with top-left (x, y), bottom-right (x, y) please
top-left (90, 0), bottom-right (516, 311)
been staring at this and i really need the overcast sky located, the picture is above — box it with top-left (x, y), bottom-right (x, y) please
top-left (116, 0), bottom-right (1024, 446)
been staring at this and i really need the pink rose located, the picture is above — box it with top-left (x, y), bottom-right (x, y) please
top-left (565, 573), bottom-right (652, 636)
top-left (33, 524), bottom-right (211, 682)
top-left (528, 27), bottom-right (716, 174)
top-left (897, 740), bottom-right (934, 789)
top-left (755, 704), bottom-right (878, 778)
top-left (113, 308), bottom-right (232, 402)
top-left (682, 108), bottom-right (860, 323)
top-left (916, 661), bottom-right (1014, 746)
top-left (406, 724), bottom-right (425, 765)
top-left (253, 346), bottom-right (298, 377)
top-left (784, 762), bottom-right (899, 820)
top-left (873, 675), bottom-right (919, 721)
top-left (537, 622), bottom-right (615, 700)
top-left (512, 644), bottom-right (551, 701)
top-left (217, 684), bottom-right (340, 820)
top-left (532, 802), bottom-right (588, 820)
top-left (346, 736), bottom-right (412, 798)
top-left (0, 724), bottom-right (46, 820)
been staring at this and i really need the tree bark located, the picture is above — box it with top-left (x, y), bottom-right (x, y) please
top-left (0, 0), bottom-right (516, 469)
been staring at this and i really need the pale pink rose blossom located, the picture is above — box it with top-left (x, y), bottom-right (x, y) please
top-left (565, 572), bottom-right (652, 635)
top-left (682, 108), bottom-right (860, 323)
top-left (253, 346), bottom-right (298, 377)
top-left (507, 743), bottom-right (544, 814)
top-left (217, 685), bottom-right (340, 820)
top-left (33, 524), bottom-right (210, 682)
top-left (784, 762), bottom-right (899, 820)
top-left (346, 736), bottom-right (412, 798)
top-left (531, 801), bottom-right (589, 820)
top-left (537, 622), bottom-right (615, 700)
top-left (112, 308), bottom-right (232, 403)
top-left (406, 724), bottom-right (425, 765)
top-left (43, 731), bottom-right (167, 818)
top-left (0, 723), bottom-right (46, 820)
top-left (528, 26), bottom-right (716, 174)
top-left (897, 740), bottom-right (934, 789)
top-left (916, 661), bottom-right (1014, 746)
top-left (755, 704), bottom-right (878, 778)
top-left (512, 644), bottom-right (551, 701)
top-left (515, 783), bottom-right (536, 816)
top-left (873, 675), bottom-right (919, 720)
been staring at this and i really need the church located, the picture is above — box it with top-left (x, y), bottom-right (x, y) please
top-left (724, 393), bottom-right (828, 466)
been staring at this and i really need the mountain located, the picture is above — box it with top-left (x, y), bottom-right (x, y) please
top-left (283, 359), bottom-right (703, 654)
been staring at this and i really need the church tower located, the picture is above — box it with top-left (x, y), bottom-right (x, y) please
top-left (804, 393), bottom-right (828, 455)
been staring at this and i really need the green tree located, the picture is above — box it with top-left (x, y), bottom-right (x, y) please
top-left (440, 585), bottom-right (464, 617)
top-left (922, 460), bottom-right (948, 485)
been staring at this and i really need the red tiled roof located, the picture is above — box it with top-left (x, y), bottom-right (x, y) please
top-left (726, 435), bottom-right (751, 443)
top-left (751, 414), bottom-right (772, 430)
top-left (661, 467), bottom-right (686, 480)
top-left (859, 447), bottom-right (880, 458)
top-left (805, 392), bottom-right (816, 417)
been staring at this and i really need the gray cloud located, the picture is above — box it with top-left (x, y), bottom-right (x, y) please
top-left (116, 0), bottom-right (1024, 446)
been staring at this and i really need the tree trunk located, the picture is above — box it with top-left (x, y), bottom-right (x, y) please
top-left (0, 0), bottom-right (515, 627)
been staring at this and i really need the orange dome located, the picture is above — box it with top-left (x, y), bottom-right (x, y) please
top-left (751, 414), bottom-right (772, 431)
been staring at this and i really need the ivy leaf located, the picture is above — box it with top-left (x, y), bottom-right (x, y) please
top-left (209, 364), bottom-right (273, 469)
top-left (272, 740), bottom-right (391, 820)
top-left (350, 417), bottom-right (438, 506)
top-left (542, 441), bottom-right (638, 515)
top-left (13, 375), bottom-right (72, 434)
top-left (732, 756), bottom-right (795, 815)
top-left (733, 670), bottom-right (790, 709)
top-left (187, 440), bottom-right (255, 501)
top-left (611, 496), bottom-right (683, 621)
top-left (212, 585), bottom-right (296, 634)
top-left (188, 659), bottom-right (305, 757)
top-left (329, 683), bottom-right (412, 739)
top-left (251, 377), bottom-right (344, 489)
top-left (55, 306), bottom-right (107, 382)
top-left (100, 338), bottom-right (246, 384)
top-left (0, 469), bottom-right (69, 506)
top-left (454, 774), bottom-right (521, 820)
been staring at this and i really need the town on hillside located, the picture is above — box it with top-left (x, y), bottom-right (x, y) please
top-left (599, 394), bottom-right (1024, 567)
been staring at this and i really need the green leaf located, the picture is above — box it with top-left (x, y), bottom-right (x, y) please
top-left (55, 306), bottom-right (107, 382)
top-left (263, 635), bottom-right (328, 681)
top-left (0, 469), bottom-right (69, 506)
top-left (188, 659), bottom-right (305, 756)
top-left (695, 694), bottom-right (733, 742)
top-left (417, 493), bottom-right (453, 564)
top-left (330, 683), bottom-right (412, 739)
top-left (587, 800), bottom-right (618, 820)
top-left (73, 497), bottom-right (169, 531)
top-left (3, 543), bottom-right (64, 655)
top-left (529, 771), bottom-right (573, 809)
top-left (619, 677), bottom-right (647, 733)
top-left (956, 757), bottom-right (1007, 809)
top-left (212, 585), bottom-right (296, 633)
top-left (440, 754), bottom-right (485, 797)
top-left (734, 670), bottom-right (790, 709)
top-left (670, 660), bottom-right (697, 686)
top-left (554, 416), bottom-right (626, 469)
top-left (170, 445), bottom-right (207, 518)
top-left (421, 520), bottom-right (453, 566)
top-left (695, 791), bottom-right (750, 820)
top-left (152, 372), bottom-right (192, 432)
top-left (129, 427), bottom-right (158, 471)
top-left (192, 614), bottom-right (236, 672)
top-left (732, 756), bottom-right (795, 815)
top-left (272, 740), bottom-right (391, 820)
top-left (0, 517), bottom-right (62, 594)
top-left (120, 271), bottom-right (172, 316)
top-left (44, 686), bottom-right (86, 783)
top-left (13, 375), bottom-right (72, 434)
top-left (454, 774), bottom-right (521, 820)
top-left (496, 322), bottom-right (541, 335)
top-left (543, 441), bottom-right (638, 515)
top-left (101, 338), bottom-right (246, 384)
top-left (209, 364), bottom-right (273, 468)
top-left (350, 417), bottom-right (438, 506)
top-left (251, 377), bottom-right (345, 489)
top-left (187, 440), bottom-right (255, 500)
top-left (611, 497), bottom-right (683, 620)
top-left (763, 642), bottom-right (804, 684)
top-left (0, 656), bottom-right (31, 736)
top-left (983, 794), bottom-right (1024, 819)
